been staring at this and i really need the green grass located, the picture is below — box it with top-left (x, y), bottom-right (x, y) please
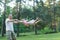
top-left (0, 32), bottom-right (60, 40)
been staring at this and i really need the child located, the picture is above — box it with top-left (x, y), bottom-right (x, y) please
top-left (21, 18), bottom-right (40, 26)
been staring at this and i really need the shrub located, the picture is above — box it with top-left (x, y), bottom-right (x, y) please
top-left (40, 27), bottom-right (53, 34)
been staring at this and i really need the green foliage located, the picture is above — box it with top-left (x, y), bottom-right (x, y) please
top-left (14, 23), bottom-right (32, 33)
top-left (5, 0), bottom-right (13, 3)
top-left (21, 8), bottom-right (33, 18)
top-left (0, 17), bottom-right (2, 33)
top-left (6, 6), bottom-right (11, 17)
top-left (40, 26), bottom-right (53, 34)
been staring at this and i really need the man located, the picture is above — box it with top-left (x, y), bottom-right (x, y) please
top-left (5, 14), bottom-right (19, 40)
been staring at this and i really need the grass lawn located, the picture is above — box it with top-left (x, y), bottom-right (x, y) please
top-left (0, 32), bottom-right (60, 40)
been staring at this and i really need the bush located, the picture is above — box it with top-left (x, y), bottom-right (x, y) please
top-left (14, 23), bottom-right (32, 33)
top-left (40, 27), bottom-right (53, 34)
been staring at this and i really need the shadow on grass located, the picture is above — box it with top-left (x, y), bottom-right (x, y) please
top-left (19, 35), bottom-right (28, 37)
top-left (45, 32), bottom-right (58, 34)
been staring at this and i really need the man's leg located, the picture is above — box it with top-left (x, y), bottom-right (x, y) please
top-left (11, 32), bottom-right (16, 40)
top-left (6, 31), bottom-right (12, 40)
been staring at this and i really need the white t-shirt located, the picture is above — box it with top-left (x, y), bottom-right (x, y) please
top-left (5, 18), bottom-right (14, 32)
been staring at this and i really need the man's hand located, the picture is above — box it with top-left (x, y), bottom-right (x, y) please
top-left (13, 19), bottom-right (19, 23)
top-left (14, 19), bottom-right (24, 23)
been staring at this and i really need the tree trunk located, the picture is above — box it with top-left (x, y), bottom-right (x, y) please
top-left (1, 0), bottom-right (6, 37)
top-left (34, 24), bottom-right (38, 35)
top-left (16, 0), bottom-right (21, 37)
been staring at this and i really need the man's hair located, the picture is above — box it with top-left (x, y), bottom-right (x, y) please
top-left (9, 14), bottom-right (12, 17)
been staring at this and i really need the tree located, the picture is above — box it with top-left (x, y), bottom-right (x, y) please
top-left (52, 0), bottom-right (57, 32)
top-left (16, 0), bottom-right (22, 37)
top-left (1, 0), bottom-right (6, 37)
top-left (1, 0), bottom-right (14, 37)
